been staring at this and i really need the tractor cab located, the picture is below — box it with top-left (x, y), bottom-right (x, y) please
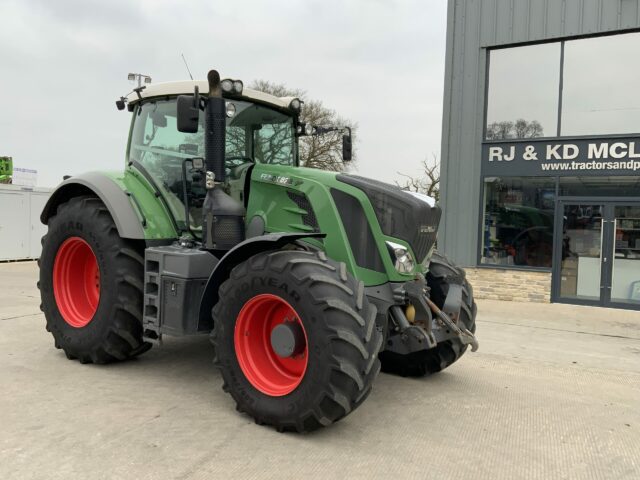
top-left (124, 81), bottom-right (302, 237)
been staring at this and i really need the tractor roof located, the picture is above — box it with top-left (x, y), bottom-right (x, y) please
top-left (125, 80), bottom-right (297, 111)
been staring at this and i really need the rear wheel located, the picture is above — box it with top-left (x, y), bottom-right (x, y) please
top-left (212, 249), bottom-right (383, 432)
top-left (39, 195), bottom-right (151, 364)
top-left (380, 252), bottom-right (477, 377)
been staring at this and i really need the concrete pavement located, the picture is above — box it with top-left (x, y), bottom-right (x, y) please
top-left (1, 261), bottom-right (639, 479)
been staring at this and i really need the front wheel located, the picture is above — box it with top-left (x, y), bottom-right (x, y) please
top-left (211, 249), bottom-right (383, 433)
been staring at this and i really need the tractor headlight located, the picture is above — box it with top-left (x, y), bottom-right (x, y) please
top-left (225, 102), bottom-right (236, 118)
top-left (386, 241), bottom-right (415, 274)
top-left (232, 80), bottom-right (243, 94)
top-left (221, 79), bottom-right (234, 93)
top-left (289, 98), bottom-right (302, 112)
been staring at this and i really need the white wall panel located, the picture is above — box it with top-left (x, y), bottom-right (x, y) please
top-left (0, 187), bottom-right (51, 261)
top-left (0, 191), bottom-right (30, 260)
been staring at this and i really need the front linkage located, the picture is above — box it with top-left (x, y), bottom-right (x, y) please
top-left (371, 251), bottom-right (479, 378)
top-left (386, 274), bottom-right (478, 356)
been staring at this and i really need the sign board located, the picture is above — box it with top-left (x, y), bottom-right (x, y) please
top-left (482, 137), bottom-right (640, 177)
top-left (12, 167), bottom-right (38, 187)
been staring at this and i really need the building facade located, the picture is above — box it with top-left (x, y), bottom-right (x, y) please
top-left (440, 0), bottom-right (640, 310)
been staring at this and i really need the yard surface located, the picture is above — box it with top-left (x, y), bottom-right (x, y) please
top-left (1, 261), bottom-right (639, 479)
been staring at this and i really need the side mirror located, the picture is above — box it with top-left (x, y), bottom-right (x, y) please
top-left (177, 86), bottom-right (200, 133)
top-left (342, 132), bottom-right (352, 162)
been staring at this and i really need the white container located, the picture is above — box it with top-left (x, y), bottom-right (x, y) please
top-left (0, 184), bottom-right (52, 261)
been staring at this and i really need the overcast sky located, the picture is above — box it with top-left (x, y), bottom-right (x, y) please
top-left (0, 0), bottom-right (447, 188)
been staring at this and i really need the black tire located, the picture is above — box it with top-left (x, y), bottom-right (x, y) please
top-left (211, 249), bottom-right (383, 433)
top-left (38, 195), bottom-right (151, 364)
top-left (379, 251), bottom-right (477, 377)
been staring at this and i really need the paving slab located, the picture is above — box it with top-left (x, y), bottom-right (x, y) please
top-left (1, 261), bottom-right (639, 479)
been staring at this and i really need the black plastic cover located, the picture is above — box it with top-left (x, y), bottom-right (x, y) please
top-left (336, 174), bottom-right (442, 262)
top-left (331, 188), bottom-right (386, 272)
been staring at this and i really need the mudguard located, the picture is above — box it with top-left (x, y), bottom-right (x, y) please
top-left (198, 232), bottom-right (326, 326)
top-left (40, 172), bottom-right (145, 239)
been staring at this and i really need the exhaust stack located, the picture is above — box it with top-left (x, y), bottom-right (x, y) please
top-left (199, 70), bottom-right (245, 250)
top-left (204, 70), bottom-right (227, 184)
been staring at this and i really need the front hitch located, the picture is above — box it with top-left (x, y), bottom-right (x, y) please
top-left (386, 275), bottom-right (479, 355)
top-left (425, 295), bottom-right (479, 352)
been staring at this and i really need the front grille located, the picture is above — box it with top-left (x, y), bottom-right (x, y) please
top-left (331, 189), bottom-right (385, 272)
top-left (336, 174), bottom-right (441, 262)
top-left (286, 191), bottom-right (319, 231)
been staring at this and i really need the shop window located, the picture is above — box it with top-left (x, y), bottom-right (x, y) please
top-left (561, 32), bottom-right (640, 136)
top-left (481, 177), bottom-right (556, 268)
top-left (486, 43), bottom-right (560, 140)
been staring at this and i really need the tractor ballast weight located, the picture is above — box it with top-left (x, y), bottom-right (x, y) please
top-left (38, 69), bottom-right (478, 432)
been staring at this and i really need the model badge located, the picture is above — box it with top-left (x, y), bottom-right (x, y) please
top-left (260, 173), bottom-right (293, 185)
top-left (419, 225), bottom-right (436, 233)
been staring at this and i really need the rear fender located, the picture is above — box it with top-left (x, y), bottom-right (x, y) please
top-left (198, 232), bottom-right (325, 325)
top-left (40, 172), bottom-right (145, 239)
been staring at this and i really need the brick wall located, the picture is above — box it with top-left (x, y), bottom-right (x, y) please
top-left (464, 267), bottom-right (551, 303)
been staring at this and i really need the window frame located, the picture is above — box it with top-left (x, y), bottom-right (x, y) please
top-left (483, 28), bottom-right (640, 141)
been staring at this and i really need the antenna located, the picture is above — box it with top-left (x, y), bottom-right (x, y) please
top-left (181, 53), bottom-right (194, 80)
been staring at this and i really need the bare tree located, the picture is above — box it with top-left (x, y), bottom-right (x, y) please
top-left (250, 80), bottom-right (356, 171)
top-left (487, 119), bottom-right (544, 139)
top-left (513, 119), bottom-right (529, 138)
top-left (526, 120), bottom-right (543, 138)
top-left (486, 120), bottom-right (515, 140)
top-left (396, 153), bottom-right (440, 201)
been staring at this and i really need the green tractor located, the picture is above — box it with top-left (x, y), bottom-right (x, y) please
top-left (0, 156), bottom-right (12, 184)
top-left (38, 70), bottom-right (478, 432)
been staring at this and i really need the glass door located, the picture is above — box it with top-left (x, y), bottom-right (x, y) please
top-left (554, 201), bottom-right (640, 310)
top-left (556, 203), bottom-right (605, 303)
top-left (608, 205), bottom-right (640, 308)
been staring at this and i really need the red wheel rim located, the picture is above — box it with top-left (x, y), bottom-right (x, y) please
top-left (234, 294), bottom-right (308, 396)
top-left (53, 237), bottom-right (100, 328)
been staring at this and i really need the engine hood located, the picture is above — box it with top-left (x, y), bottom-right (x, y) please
top-left (336, 174), bottom-right (442, 262)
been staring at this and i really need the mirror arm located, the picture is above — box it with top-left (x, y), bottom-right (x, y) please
top-left (192, 85), bottom-right (200, 109)
top-left (133, 85), bottom-right (146, 100)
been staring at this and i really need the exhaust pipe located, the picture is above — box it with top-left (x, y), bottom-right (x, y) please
top-left (201, 70), bottom-right (245, 250)
top-left (204, 70), bottom-right (227, 184)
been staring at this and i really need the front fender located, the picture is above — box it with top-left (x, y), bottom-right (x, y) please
top-left (40, 172), bottom-right (145, 239)
top-left (198, 232), bottom-right (325, 327)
